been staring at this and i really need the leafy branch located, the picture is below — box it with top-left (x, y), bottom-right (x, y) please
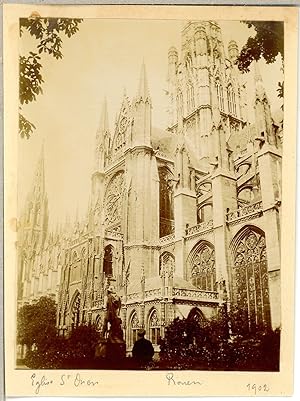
top-left (237, 21), bottom-right (284, 73)
top-left (236, 21), bottom-right (284, 107)
top-left (19, 17), bottom-right (83, 138)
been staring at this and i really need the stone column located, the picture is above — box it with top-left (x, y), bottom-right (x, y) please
top-left (174, 145), bottom-right (197, 278)
top-left (257, 144), bottom-right (282, 329)
top-left (211, 168), bottom-right (238, 298)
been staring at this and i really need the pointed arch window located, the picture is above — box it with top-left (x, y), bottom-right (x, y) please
top-left (188, 242), bottom-right (217, 291)
top-left (95, 315), bottom-right (103, 332)
top-left (70, 251), bottom-right (81, 282)
top-left (148, 309), bottom-right (160, 345)
top-left (187, 82), bottom-right (195, 113)
top-left (176, 90), bottom-right (184, 119)
top-left (185, 53), bottom-right (193, 73)
top-left (70, 292), bottom-right (81, 330)
top-left (159, 252), bottom-right (175, 277)
top-left (216, 80), bottom-right (225, 111)
top-left (231, 227), bottom-right (271, 331)
top-left (129, 311), bottom-right (139, 347)
top-left (227, 84), bottom-right (237, 116)
top-left (103, 245), bottom-right (113, 277)
top-left (159, 168), bottom-right (174, 237)
top-left (187, 307), bottom-right (207, 328)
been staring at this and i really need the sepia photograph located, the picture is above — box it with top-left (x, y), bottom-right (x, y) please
top-left (3, 4), bottom-right (298, 397)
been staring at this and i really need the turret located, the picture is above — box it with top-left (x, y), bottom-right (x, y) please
top-left (21, 145), bottom-right (49, 250)
top-left (168, 46), bottom-right (178, 82)
top-left (132, 62), bottom-right (152, 147)
top-left (94, 98), bottom-right (110, 172)
top-left (195, 25), bottom-right (207, 56)
top-left (228, 40), bottom-right (239, 63)
top-left (254, 62), bottom-right (276, 146)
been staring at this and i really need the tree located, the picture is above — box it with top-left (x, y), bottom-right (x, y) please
top-left (17, 296), bottom-right (57, 349)
top-left (19, 16), bottom-right (83, 138)
top-left (237, 21), bottom-right (284, 73)
top-left (159, 310), bottom-right (280, 371)
top-left (236, 21), bottom-right (284, 103)
top-left (159, 317), bottom-right (211, 369)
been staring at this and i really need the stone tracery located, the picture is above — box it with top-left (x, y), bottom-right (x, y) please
top-left (188, 242), bottom-right (216, 291)
top-left (232, 227), bottom-right (270, 330)
top-left (104, 171), bottom-right (125, 229)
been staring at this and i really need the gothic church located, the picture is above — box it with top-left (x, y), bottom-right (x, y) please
top-left (17, 21), bottom-right (283, 353)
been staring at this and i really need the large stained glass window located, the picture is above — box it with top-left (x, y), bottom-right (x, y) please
top-left (188, 242), bottom-right (216, 291)
top-left (232, 227), bottom-right (270, 330)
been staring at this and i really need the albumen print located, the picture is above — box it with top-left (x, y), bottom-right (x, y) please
top-left (3, 4), bottom-right (298, 397)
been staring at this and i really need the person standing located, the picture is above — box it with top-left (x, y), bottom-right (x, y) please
top-left (132, 329), bottom-right (154, 369)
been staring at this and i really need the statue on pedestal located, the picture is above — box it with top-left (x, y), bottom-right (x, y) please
top-left (96, 285), bottom-right (126, 364)
top-left (101, 285), bottom-right (123, 343)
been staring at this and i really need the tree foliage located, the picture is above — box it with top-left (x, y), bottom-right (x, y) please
top-left (19, 17), bottom-right (83, 138)
top-left (159, 308), bottom-right (280, 371)
top-left (17, 296), bottom-right (57, 348)
top-left (17, 299), bottom-right (100, 369)
top-left (237, 21), bottom-right (284, 73)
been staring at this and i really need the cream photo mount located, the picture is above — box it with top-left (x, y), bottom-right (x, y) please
top-left (3, 3), bottom-right (298, 397)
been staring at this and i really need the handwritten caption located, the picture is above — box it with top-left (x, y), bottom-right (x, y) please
top-left (31, 373), bottom-right (99, 394)
top-left (165, 373), bottom-right (202, 386)
top-left (246, 383), bottom-right (270, 395)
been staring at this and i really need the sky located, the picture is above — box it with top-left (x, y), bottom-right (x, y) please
top-left (18, 19), bottom-right (283, 229)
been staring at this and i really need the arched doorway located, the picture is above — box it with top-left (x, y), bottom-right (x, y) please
top-left (231, 226), bottom-right (271, 331)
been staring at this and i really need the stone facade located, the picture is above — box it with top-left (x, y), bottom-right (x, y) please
top-left (17, 21), bottom-right (283, 352)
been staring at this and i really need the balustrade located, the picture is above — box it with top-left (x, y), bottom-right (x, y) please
top-left (226, 200), bottom-right (263, 223)
top-left (185, 219), bottom-right (213, 236)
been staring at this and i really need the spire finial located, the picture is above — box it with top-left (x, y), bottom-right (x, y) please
top-left (137, 60), bottom-right (151, 102)
top-left (254, 61), bottom-right (262, 83)
top-left (254, 61), bottom-right (267, 99)
top-left (98, 97), bottom-right (109, 133)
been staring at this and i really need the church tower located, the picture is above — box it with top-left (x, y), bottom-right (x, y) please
top-left (18, 146), bottom-right (49, 300)
top-left (125, 62), bottom-right (159, 280)
top-left (19, 146), bottom-right (49, 252)
top-left (91, 99), bottom-right (111, 232)
top-left (167, 21), bottom-right (246, 165)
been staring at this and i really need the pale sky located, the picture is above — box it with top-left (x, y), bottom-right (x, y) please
top-left (18, 19), bottom-right (283, 229)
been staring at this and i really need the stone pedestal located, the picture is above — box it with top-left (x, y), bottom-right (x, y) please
top-left (95, 338), bottom-right (126, 367)
top-left (106, 340), bottom-right (126, 361)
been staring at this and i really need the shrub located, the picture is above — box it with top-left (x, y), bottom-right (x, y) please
top-left (159, 311), bottom-right (280, 371)
top-left (63, 324), bottom-right (99, 366)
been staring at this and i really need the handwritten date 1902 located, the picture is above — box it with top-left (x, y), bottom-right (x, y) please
top-left (247, 383), bottom-right (270, 395)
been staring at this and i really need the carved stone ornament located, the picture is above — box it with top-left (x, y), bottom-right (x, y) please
top-left (104, 171), bottom-right (125, 226)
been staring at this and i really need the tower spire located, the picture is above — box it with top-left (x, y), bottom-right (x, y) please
top-left (136, 61), bottom-right (151, 103)
top-left (253, 61), bottom-right (276, 146)
top-left (32, 143), bottom-right (46, 196)
top-left (254, 61), bottom-right (267, 99)
top-left (94, 98), bottom-right (110, 172)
